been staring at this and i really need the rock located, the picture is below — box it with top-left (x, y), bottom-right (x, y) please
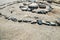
top-left (38, 3), bottom-right (46, 9)
top-left (19, 4), bottom-right (24, 8)
top-left (23, 20), bottom-right (31, 23)
top-left (23, 2), bottom-right (31, 5)
top-left (49, 22), bottom-right (57, 26)
top-left (47, 1), bottom-right (52, 3)
top-left (20, 6), bottom-right (29, 11)
top-left (37, 10), bottom-right (48, 14)
top-left (0, 13), bottom-right (2, 17)
top-left (52, 0), bottom-right (60, 4)
top-left (4, 16), bottom-right (9, 19)
top-left (56, 18), bottom-right (60, 26)
top-left (21, 7), bottom-right (28, 11)
top-left (0, 13), bottom-right (2, 15)
top-left (31, 20), bottom-right (37, 24)
top-left (27, 8), bottom-right (32, 11)
top-left (22, 18), bottom-right (32, 23)
top-left (46, 5), bottom-right (53, 12)
top-left (44, 21), bottom-right (50, 25)
top-left (46, 0), bottom-right (52, 3)
top-left (42, 20), bottom-right (46, 24)
top-left (37, 20), bottom-right (42, 25)
top-left (18, 20), bottom-right (22, 22)
top-left (9, 17), bottom-right (17, 22)
top-left (32, 9), bottom-right (48, 14)
top-left (28, 3), bottom-right (38, 10)
top-left (32, 9), bottom-right (36, 13)
top-left (34, 16), bottom-right (39, 19)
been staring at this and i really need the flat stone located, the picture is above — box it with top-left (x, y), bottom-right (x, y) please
top-left (4, 16), bottom-right (9, 19)
top-left (21, 7), bottom-right (28, 11)
top-left (23, 2), bottom-right (31, 5)
top-left (18, 20), bottom-right (22, 22)
top-left (31, 20), bottom-right (37, 24)
top-left (32, 9), bottom-right (48, 14)
top-left (49, 22), bottom-right (57, 26)
top-left (9, 17), bottom-right (17, 22)
top-left (28, 3), bottom-right (38, 10)
top-left (56, 18), bottom-right (60, 26)
top-left (42, 20), bottom-right (46, 24)
top-left (38, 3), bottom-right (46, 9)
top-left (44, 21), bottom-right (50, 25)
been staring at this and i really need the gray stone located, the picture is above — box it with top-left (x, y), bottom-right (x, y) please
top-left (38, 3), bottom-right (46, 9)
top-left (37, 10), bottom-right (48, 14)
top-left (10, 17), bottom-right (17, 22)
top-left (23, 20), bottom-right (31, 23)
top-left (0, 13), bottom-right (2, 15)
top-left (47, 5), bottom-right (53, 12)
top-left (22, 18), bottom-right (32, 23)
top-left (21, 7), bottom-right (28, 11)
top-left (44, 21), bottom-right (50, 25)
top-left (23, 2), bottom-right (31, 5)
top-left (37, 20), bottom-right (42, 25)
top-left (18, 20), bottom-right (22, 22)
top-left (31, 20), bottom-right (37, 24)
top-left (56, 18), bottom-right (60, 26)
top-left (49, 22), bottom-right (57, 26)
top-left (28, 3), bottom-right (38, 10)
top-left (4, 16), bottom-right (9, 19)
top-left (42, 20), bottom-right (46, 24)
top-left (27, 8), bottom-right (32, 11)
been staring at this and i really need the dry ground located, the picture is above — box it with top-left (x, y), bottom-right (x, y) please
top-left (0, 2), bottom-right (60, 40)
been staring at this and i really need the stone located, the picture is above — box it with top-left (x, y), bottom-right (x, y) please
top-left (20, 6), bottom-right (29, 11)
top-left (47, 0), bottom-right (52, 3)
top-left (23, 2), bottom-right (31, 5)
top-left (42, 20), bottom-right (46, 24)
top-left (49, 22), bottom-right (57, 26)
top-left (31, 20), bottom-right (37, 24)
top-left (0, 13), bottom-right (2, 15)
top-left (34, 16), bottom-right (39, 19)
top-left (37, 20), bottom-right (42, 25)
top-left (46, 5), bottom-right (53, 12)
top-left (21, 7), bottom-right (28, 11)
top-left (37, 10), bottom-right (48, 14)
top-left (44, 21), bottom-right (50, 25)
top-left (18, 20), bottom-right (22, 22)
top-left (4, 16), bottom-right (9, 19)
top-left (56, 18), bottom-right (60, 26)
top-left (32, 9), bottom-right (48, 14)
top-left (22, 18), bottom-right (32, 23)
top-left (0, 13), bottom-right (2, 17)
top-left (28, 3), bottom-right (38, 10)
top-left (27, 8), bottom-right (32, 11)
top-left (10, 17), bottom-right (17, 22)
top-left (38, 3), bottom-right (46, 9)
top-left (52, 0), bottom-right (60, 4)
top-left (23, 20), bottom-right (30, 23)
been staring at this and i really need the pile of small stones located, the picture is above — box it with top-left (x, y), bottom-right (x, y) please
top-left (0, 1), bottom-right (60, 26)
top-left (20, 1), bottom-right (53, 14)
top-left (0, 13), bottom-right (60, 26)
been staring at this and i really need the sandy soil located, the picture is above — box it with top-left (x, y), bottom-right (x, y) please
top-left (0, 2), bottom-right (60, 40)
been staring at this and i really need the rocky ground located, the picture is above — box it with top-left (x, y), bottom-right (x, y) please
top-left (0, 1), bottom-right (60, 40)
